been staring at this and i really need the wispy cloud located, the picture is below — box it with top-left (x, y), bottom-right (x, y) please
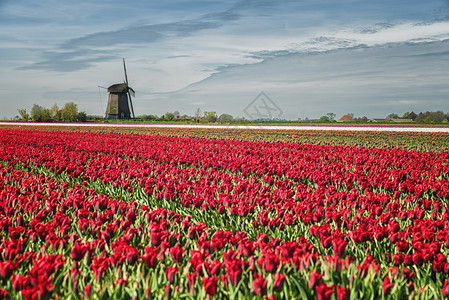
top-left (250, 20), bottom-right (449, 61)
top-left (18, 6), bottom-right (240, 72)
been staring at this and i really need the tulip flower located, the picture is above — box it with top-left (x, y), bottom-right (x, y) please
top-left (202, 276), bottom-right (218, 296)
top-left (252, 274), bottom-right (267, 296)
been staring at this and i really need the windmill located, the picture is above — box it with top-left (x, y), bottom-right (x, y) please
top-left (104, 58), bottom-right (135, 119)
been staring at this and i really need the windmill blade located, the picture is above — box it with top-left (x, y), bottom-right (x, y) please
top-left (128, 90), bottom-right (135, 119)
top-left (123, 58), bottom-right (129, 87)
top-left (123, 58), bottom-right (135, 118)
top-left (129, 87), bottom-right (135, 97)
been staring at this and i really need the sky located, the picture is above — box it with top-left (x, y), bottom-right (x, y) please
top-left (1, 0), bottom-right (449, 120)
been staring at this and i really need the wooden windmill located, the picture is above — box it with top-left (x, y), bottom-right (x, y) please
top-left (104, 59), bottom-right (135, 119)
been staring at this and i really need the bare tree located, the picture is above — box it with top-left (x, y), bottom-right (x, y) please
top-left (18, 109), bottom-right (29, 121)
top-left (194, 108), bottom-right (202, 122)
top-left (326, 112), bottom-right (336, 121)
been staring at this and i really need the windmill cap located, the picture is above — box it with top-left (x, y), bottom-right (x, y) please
top-left (108, 83), bottom-right (129, 93)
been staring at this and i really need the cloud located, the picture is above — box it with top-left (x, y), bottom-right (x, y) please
top-left (248, 20), bottom-right (449, 61)
top-left (18, 49), bottom-right (118, 72)
top-left (151, 38), bottom-right (449, 119)
top-left (18, 6), bottom-right (240, 72)
top-left (60, 13), bottom-right (238, 50)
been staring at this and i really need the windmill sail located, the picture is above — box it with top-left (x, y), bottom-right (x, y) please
top-left (123, 58), bottom-right (135, 119)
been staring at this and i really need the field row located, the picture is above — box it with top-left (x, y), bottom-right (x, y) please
top-left (1, 123), bottom-right (448, 152)
top-left (0, 129), bottom-right (449, 299)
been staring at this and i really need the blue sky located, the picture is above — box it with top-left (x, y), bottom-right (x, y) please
top-left (1, 0), bottom-right (449, 120)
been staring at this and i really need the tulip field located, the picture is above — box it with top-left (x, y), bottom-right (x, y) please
top-left (1, 125), bottom-right (449, 299)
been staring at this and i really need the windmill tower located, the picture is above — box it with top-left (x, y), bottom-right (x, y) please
top-left (104, 59), bottom-right (135, 119)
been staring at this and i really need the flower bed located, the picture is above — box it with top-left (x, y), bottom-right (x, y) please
top-left (0, 129), bottom-right (449, 299)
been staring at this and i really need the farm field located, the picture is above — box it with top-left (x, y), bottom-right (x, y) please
top-left (1, 125), bottom-right (449, 299)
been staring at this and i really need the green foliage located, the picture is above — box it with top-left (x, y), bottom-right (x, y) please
top-left (50, 103), bottom-right (60, 121)
top-left (204, 111), bottom-right (217, 123)
top-left (415, 111), bottom-right (446, 123)
top-left (18, 108), bottom-right (29, 121)
top-left (164, 112), bottom-right (175, 121)
top-left (77, 111), bottom-right (87, 122)
top-left (30, 104), bottom-right (45, 122)
top-left (387, 113), bottom-right (399, 119)
top-left (318, 116), bottom-right (330, 122)
top-left (137, 114), bottom-right (159, 121)
top-left (218, 113), bottom-right (234, 122)
top-left (61, 102), bottom-right (78, 122)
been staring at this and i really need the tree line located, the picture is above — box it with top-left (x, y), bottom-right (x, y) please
top-left (138, 109), bottom-right (238, 123)
top-left (392, 111), bottom-right (449, 123)
top-left (18, 103), bottom-right (87, 122)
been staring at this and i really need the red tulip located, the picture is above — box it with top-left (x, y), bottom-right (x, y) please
top-left (443, 278), bottom-right (449, 298)
top-left (186, 273), bottom-right (196, 294)
top-left (169, 246), bottom-right (185, 263)
top-left (202, 276), bottom-right (218, 296)
top-left (382, 277), bottom-right (394, 295)
top-left (71, 243), bottom-right (87, 261)
top-left (273, 273), bottom-right (286, 292)
top-left (142, 247), bottom-right (159, 269)
top-left (165, 266), bottom-right (179, 284)
top-left (92, 256), bottom-right (109, 282)
top-left (0, 288), bottom-right (9, 299)
top-left (332, 238), bottom-right (347, 257)
top-left (315, 282), bottom-right (333, 300)
top-left (208, 260), bottom-right (222, 276)
top-left (336, 286), bottom-right (349, 300)
top-left (252, 274), bottom-right (267, 296)
top-left (0, 260), bottom-right (15, 279)
top-left (309, 271), bottom-right (323, 289)
top-left (258, 253), bottom-right (279, 274)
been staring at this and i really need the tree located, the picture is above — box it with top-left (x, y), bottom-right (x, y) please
top-left (78, 111), bottom-right (87, 122)
top-left (204, 111), bottom-right (217, 123)
top-left (31, 104), bottom-right (44, 122)
top-left (387, 113), bottom-right (399, 119)
top-left (50, 103), bottom-right (60, 119)
top-left (194, 108), bottom-right (202, 122)
top-left (347, 113), bottom-right (355, 119)
top-left (61, 102), bottom-right (78, 122)
top-left (139, 114), bottom-right (159, 121)
top-left (355, 116), bottom-right (369, 122)
top-left (318, 116), bottom-right (330, 122)
top-left (431, 111), bottom-right (445, 123)
top-left (415, 112), bottom-right (425, 122)
top-left (415, 111), bottom-right (445, 123)
top-left (218, 113), bottom-right (233, 122)
top-left (18, 109), bottom-right (29, 121)
top-left (326, 113), bottom-right (336, 122)
top-left (173, 111), bottom-right (180, 118)
top-left (41, 108), bottom-right (51, 122)
top-left (164, 112), bottom-right (175, 121)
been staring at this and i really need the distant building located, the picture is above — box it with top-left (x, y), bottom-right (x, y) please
top-left (368, 118), bottom-right (389, 123)
top-left (391, 118), bottom-right (413, 123)
top-left (337, 115), bottom-right (355, 122)
top-left (405, 111), bottom-right (417, 121)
